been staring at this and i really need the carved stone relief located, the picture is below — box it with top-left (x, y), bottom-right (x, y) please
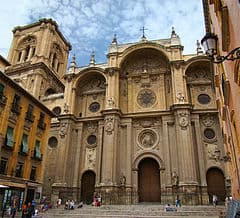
top-left (205, 143), bottom-right (221, 162)
top-left (178, 113), bottom-right (189, 130)
top-left (133, 118), bottom-right (160, 128)
top-left (138, 129), bottom-right (158, 148)
top-left (105, 116), bottom-right (114, 135)
top-left (86, 148), bottom-right (96, 169)
top-left (59, 122), bottom-right (68, 138)
top-left (201, 114), bottom-right (215, 127)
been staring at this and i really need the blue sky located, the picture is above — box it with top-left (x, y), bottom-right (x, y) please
top-left (1, 0), bottom-right (205, 67)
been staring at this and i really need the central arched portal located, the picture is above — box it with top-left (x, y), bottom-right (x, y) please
top-left (81, 170), bottom-right (96, 204)
top-left (138, 158), bottom-right (161, 202)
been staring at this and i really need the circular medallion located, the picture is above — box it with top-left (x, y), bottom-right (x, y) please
top-left (89, 102), bottom-right (100, 112)
top-left (138, 129), bottom-right (157, 148)
top-left (87, 135), bottom-right (97, 145)
top-left (204, 128), bottom-right (216, 139)
top-left (137, 89), bottom-right (156, 108)
top-left (198, 94), bottom-right (211, 104)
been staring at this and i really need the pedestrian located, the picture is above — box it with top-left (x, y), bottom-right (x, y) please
top-left (77, 201), bottom-right (83, 208)
top-left (21, 202), bottom-right (27, 218)
top-left (213, 194), bottom-right (217, 207)
top-left (175, 196), bottom-right (181, 207)
top-left (10, 199), bottom-right (17, 218)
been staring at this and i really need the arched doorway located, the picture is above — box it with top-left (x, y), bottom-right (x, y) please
top-left (138, 158), bottom-right (161, 202)
top-left (81, 171), bottom-right (96, 204)
top-left (206, 168), bottom-right (226, 203)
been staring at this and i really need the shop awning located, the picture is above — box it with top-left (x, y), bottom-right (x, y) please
top-left (0, 185), bottom-right (9, 188)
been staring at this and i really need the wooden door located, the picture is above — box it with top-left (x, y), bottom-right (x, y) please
top-left (81, 171), bottom-right (96, 204)
top-left (206, 168), bottom-right (226, 202)
top-left (138, 158), bottom-right (161, 202)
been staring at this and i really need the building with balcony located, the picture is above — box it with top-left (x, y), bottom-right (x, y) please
top-left (0, 70), bottom-right (54, 211)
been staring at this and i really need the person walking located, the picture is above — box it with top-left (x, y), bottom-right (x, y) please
top-left (213, 194), bottom-right (218, 207)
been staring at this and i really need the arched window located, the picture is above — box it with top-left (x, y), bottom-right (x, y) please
top-left (17, 36), bottom-right (36, 63)
top-left (45, 88), bottom-right (56, 96)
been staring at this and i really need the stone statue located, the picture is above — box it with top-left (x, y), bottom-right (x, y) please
top-left (119, 173), bottom-right (126, 186)
top-left (172, 171), bottom-right (179, 186)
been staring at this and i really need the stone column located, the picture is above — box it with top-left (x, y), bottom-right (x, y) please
top-left (172, 104), bottom-right (198, 205)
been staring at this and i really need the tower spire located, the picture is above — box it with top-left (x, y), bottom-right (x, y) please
top-left (89, 50), bottom-right (95, 66)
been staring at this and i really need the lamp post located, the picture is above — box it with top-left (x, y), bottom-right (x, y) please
top-left (201, 32), bottom-right (240, 63)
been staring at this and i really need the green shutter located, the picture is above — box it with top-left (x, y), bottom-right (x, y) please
top-left (22, 134), bottom-right (28, 153)
top-left (35, 140), bottom-right (41, 158)
top-left (0, 83), bottom-right (4, 95)
top-left (6, 127), bottom-right (14, 147)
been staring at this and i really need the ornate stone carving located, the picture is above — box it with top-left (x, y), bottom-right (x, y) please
top-left (86, 148), bottom-right (96, 169)
top-left (171, 171), bottom-right (179, 186)
top-left (176, 92), bottom-right (185, 103)
top-left (201, 114), bottom-right (215, 127)
top-left (86, 122), bottom-right (98, 133)
top-left (119, 173), bottom-right (126, 186)
top-left (138, 129), bottom-right (157, 148)
top-left (178, 113), bottom-right (189, 130)
top-left (105, 116), bottom-right (114, 135)
top-left (63, 103), bottom-right (69, 113)
top-left (137, 89), bottom-right (156, 108)
top-left (107, 97), bottom-right (115, 108)
top-left (205, 143), bottom-right (221, 162)
top-left (59, 123), bottom-right (67, 138)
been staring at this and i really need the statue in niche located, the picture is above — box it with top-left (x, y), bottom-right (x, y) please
top-left (172, 171), bottom-right (179, 186)
top-left (176, 92), bottom-right (185, 103)
top-left (107, 97), bottom-right (115, 108)
top-left (119, 173), bottom-right (126, 186)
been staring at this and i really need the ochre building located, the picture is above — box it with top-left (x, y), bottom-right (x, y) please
top-left (0, 68), bottom-right (53, 211)
top-left (202, 0), bottom-right (240, 199)
top-left (5, 18), bottom-right (230, 205)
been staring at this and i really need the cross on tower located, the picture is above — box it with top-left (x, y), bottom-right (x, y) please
top-left (140, 26), bottom-right (148, 39)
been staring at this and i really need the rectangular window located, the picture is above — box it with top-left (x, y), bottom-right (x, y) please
top-left (0, 158), bottom-right (8, 175)
top-left (11, 94), bottom-right (21, 114)
top-left (25, 104), bottom-right (34, 122)
top-left (15, 162), bottom-right (24, 177)
top-left (38, 112), bottom-right (46, 129)
top-left (30, 166), bottom-right (37, 181)
top-left (35, 140), bottom-right (41, 159)
top-left (20, 134), bottom-right (28, 154)
top-left (5, 126), bottom-right (14, 147)
top-left (0, 83), bottom-right (4, 96)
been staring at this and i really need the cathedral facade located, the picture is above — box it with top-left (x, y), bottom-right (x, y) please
top-left (5, 19), bottom-right (230, 205)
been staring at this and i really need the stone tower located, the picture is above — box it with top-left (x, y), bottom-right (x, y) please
top-left (6, 18), bottom-right (71, 99)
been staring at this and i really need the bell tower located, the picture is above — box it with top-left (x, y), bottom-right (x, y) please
top-left (6, 18), bottom-right (71, 99)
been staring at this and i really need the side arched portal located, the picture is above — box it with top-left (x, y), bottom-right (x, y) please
top-left (138, 158), bottom-right (161, 202)
top-left (206, 167), bottom-right (226, 203)
top-left (81, 170), bottom-right (96, 204)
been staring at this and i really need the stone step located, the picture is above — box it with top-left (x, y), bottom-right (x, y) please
top-left (42, 205), bottom-right (225, 218)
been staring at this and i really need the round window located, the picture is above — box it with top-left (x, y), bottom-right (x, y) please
top-left (52, 106), bottom-right (61, 116)
top-left (87, 135), bottom-right (97, 145)
top-left (198, 94), bottom-right (211, 104)
top-left (137, 89), bottom-right (156, 108)
top-left (48, 136), bottom-right (58, 148)
top-left (204, 128), bottom-right (216, 139)
top-left (89, 102), bottom-right (100, 112)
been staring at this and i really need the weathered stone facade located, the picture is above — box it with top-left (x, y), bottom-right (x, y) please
top-left (5, 19), bottom-right (230, 205)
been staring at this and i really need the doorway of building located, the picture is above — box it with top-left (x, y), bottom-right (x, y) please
top-left (81, 170), bottom-right (96, 204)
top-left (206, 167), bottom-right (226, 203)
top-left (26, 188), bottom-right (35, 203)
top-left (138, 157), bottom-right (161, 202)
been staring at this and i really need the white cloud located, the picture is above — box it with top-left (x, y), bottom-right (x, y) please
top-left (0, 0), bottom-right (205, 66)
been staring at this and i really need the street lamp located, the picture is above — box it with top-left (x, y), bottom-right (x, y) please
top-left (201, 32), bottom-right (240, 63)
